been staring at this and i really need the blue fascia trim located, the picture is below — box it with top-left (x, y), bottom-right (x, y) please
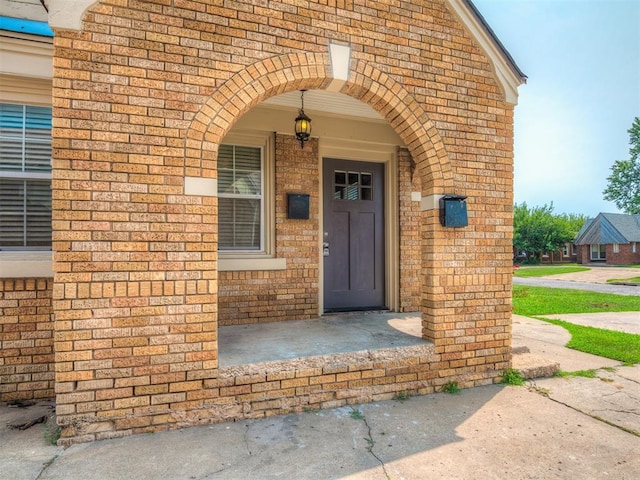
top-left (0, 16), bottom-right (53, 38)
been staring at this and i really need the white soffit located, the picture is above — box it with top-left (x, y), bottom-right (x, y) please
top-left (263, 90), bottom-right (385, 123)
top-left (0, 0), bottom-right (48, 22)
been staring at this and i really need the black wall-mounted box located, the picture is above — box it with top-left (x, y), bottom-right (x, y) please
top-left (439, 195), bottom-right (468, 227)
top-left (287, 193), bottom-right (310, 219)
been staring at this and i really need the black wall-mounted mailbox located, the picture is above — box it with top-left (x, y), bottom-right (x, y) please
top-left (439, 195), bottom-right (468, 227)
top-left (287, 193), bottom-right (310, 219)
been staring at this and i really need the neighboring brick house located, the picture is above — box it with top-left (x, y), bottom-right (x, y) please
top-left (539, 243), bottom-right (578, 264)
top-left (575, 213), bottom-right (640, 265)
top-left (1, 0), bottom-right (525, 443)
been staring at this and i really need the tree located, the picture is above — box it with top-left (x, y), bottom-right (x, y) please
top-left (558, 212), bottom-right (589, 238)
top-left (603, 117), bottom-right (640, 214)
top-left (513, 202), bottom-right (587, 263)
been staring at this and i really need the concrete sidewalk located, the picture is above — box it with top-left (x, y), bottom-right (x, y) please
top-left (4, 379), bottom-right (639, 480)
top-left (3, 313), bottom-right (640, 480)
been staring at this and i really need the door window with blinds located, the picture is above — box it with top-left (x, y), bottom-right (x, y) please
top-left (0, 103), bottom-right (52, 249)
top-left (218, 144), bottom-right (263, 251)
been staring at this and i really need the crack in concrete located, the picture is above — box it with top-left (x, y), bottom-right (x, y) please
top-left (243, 424), bottom-right (252, 456)
top-left (616, 372), bottom-right (640, 386)
top-left (360, 414), bottom-right (391, 480)
top-left (202, 465), bottom-right (229, 479)
top-left (542, 394), bottom-right (640, 438)
top-left (593, 408), bottom-right (640, 417)
top-left (35, 454), bottom-right (59, 480)
top-left (602, 390), bottom-right (640, 403)
top-left (350, 322), bottom-right (383, 344)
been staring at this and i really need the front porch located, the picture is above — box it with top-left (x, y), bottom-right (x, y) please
top-left (157, 312), bottom-right (445, 439)
top-left (58, 312), bottom-right (513, 444)
top-left (219, 311), bottom-right (429, 367)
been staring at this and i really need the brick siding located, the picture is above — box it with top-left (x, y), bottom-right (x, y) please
top-left (577, 244), bottom-right (640, 265)
top-left (59, 343), bottom-right (501, 444)
top-left (398, 148), bottom-right (422, 312)
top-left (0, 279), bottom-right (55, 401)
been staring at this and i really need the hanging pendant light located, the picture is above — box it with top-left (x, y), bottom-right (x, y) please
top-left (294, 90), bottom-right (312, 149)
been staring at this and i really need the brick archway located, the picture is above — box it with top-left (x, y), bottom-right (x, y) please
top-left (183, 50), bottom-right (457, 347)
top-left (183, 52), bottom-right (454, 195)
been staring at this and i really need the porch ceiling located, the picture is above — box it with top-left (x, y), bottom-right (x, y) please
top-left (263, 90), bottom-right (385, 123)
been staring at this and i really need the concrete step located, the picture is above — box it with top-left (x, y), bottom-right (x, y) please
top-left (512, 352), bottom-right (560, 379)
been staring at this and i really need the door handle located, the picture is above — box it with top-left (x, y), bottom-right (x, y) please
top-left (323, 242), bottom-right (330, 256)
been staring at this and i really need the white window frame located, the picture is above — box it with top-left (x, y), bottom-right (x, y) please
top-left (218, 143), bottom-right (265, 252)
top-left (612, 243), bottom-right (620, 254)
top-left (562, 244), bottom-right (569, 257)
top-left (590, 244), bottom-right (606, 261)
top-left (217, 132), bottom-right (285, 272)
top-left (0, 30), bottom-right (53, 278)
top-left (0, 102), bottom-right (53, 250)
top-left (633, 242), bottom-right (637, 254)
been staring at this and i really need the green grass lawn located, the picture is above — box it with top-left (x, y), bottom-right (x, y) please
top-left (544, 319), bottom-right (640, 365)
top-left (513, 265), bottom-right (590, 278)
top-left (513, 285), bottom-right (640, 365)
top-left (512, 285), bottom-right (640, 316)
top-left (607, 276), bottom-right (640, 284)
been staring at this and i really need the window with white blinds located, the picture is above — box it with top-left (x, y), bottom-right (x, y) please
top-left (0, 103), bottom-right (52, 249)
top-left (218, 144), bottom-right (263, 251)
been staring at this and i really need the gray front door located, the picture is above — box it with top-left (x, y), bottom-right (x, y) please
top-left (323, 158), bottom-right (385, 312)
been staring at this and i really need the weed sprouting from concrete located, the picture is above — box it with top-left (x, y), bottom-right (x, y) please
top-left (349, 407), bottom-right (364, 420)
top-left (43, 418), bottom-right (61, 445)
top-left (347, 406), bottom-right (390, 480)
top-left (528, 384), bottom-right (550, 397)
top-left (555, 369), bottom-right (597, 379)
top-left (392, 391), bottom-right (410, 402)
top-left (501, 368), bottom-right (525, 386)
top-left (442, 381), bottom-right (461, 394)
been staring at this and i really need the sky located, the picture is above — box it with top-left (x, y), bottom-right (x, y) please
top-left (472, 0), bottom-right (640, 217)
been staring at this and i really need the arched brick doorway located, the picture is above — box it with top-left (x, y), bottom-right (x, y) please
top-left (184, 50), bottom-right (454, 348)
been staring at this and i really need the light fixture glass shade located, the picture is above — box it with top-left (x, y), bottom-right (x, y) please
top-left (294, 90), bottom-right (312, 148)
top-left (294, 110), bottom-right (312, 148)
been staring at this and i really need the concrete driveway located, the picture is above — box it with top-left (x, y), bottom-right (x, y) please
top-left (543, 266), bottom-right (640, 283)
top-left (513, 266), bottom-right (640, 296)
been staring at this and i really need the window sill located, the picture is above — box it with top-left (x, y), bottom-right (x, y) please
top-left (0, 251), bottom-right (53, 278)
top-left (0, 252), bottom-right (288, 277)
top-left (219, 256), bottom-right (287, 272)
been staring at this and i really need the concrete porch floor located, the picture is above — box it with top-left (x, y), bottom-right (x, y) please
top-left (218, 311), bottom-right (429, 367)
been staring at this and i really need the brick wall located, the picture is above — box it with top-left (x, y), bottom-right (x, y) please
top-left (398, 148), bottom-right (422, 312)
top-left (60, 342), bottom-right (499, 443)
top-left (0, 279), bottom-right (55, 401)
top-left (576, 244), bottom-right (640, 265)
top-left (48, 0), bottom-right (515, 443)
top-left (610, 243), bottom-right (640, 265)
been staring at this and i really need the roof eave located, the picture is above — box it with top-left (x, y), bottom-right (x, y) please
top-left (447, 0), bottom-right (527, 105)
